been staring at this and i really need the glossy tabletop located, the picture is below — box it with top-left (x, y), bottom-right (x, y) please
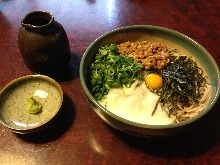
top-left (0, 0), bottom-right (220, 164)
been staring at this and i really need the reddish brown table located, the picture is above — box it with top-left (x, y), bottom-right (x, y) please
top-left (0, 0), bottom-right (220, 164)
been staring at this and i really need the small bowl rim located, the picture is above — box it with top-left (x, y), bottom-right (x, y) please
top-left (0, 74), bottom-right (63, 133)
top-left (80, 25), bottom-right (220, 130)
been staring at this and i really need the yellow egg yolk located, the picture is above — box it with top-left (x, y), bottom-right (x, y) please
top-left (145, 74), bottom-right (163, 89)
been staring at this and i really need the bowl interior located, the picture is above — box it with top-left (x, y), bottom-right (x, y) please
top-left (0, 75), bottom-right (63, 133)
top-left (80, 25), bottom-right (220, 129)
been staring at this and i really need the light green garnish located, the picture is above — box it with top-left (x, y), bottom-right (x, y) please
top-left (26, 97), bottom-right (42, 114)
top-left (90, 44), bottom-right (143, 100)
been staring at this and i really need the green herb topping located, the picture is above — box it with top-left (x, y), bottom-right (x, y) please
top-left (90, 44), bottom-right (143, 100)
top-left (26, 97), bottom-right (42, 114)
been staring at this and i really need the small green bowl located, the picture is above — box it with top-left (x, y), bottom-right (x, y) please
top-left (80, 25), bottom-right (220, 137)
top-left (0, 75), bottom-right (63, 134)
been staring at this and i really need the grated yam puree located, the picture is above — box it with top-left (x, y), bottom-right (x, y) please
top-left (99, 80), bottom-right (175, 125)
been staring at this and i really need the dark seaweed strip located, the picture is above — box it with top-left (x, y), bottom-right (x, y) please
top-left (154, 55), bottom-right (207, 116)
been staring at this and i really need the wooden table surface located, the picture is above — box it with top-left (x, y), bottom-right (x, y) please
top-left (0, 0), bottom-right (220, 164)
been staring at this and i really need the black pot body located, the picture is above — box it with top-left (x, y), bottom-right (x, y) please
top-left (18, 11), bottom-right (71, 78)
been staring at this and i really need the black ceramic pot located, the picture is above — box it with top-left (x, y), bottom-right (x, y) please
top-left (18, 11), bottom-right (71, 78)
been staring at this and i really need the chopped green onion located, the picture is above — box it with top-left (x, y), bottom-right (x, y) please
top-left (90, 44), bottom-right (143, 100)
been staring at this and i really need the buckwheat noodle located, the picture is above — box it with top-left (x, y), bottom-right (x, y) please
top-left (167, 84), bottom-right (211, 123)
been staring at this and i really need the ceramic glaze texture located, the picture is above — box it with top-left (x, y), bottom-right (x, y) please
top-left (18, 11), bottom-right (71, 78)
top-left (0, 75), bottom-right (63, 133)
top-left (80, 25), bottom-right (220, 137)
top-left (0, 1), bottom-right (220, 164)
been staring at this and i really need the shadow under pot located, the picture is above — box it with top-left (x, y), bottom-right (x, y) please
top-left (18, 11), bottom-right (71, 78)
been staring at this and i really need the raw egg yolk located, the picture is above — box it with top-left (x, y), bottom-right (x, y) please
top-left (145, 74), bottom-right (163, 89)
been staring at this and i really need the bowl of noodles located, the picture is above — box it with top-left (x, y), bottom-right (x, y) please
top-left (80, 25), bottom-right (220, 137)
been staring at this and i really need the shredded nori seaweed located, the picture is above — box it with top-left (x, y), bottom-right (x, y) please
top-left (152, 55), bottom-right (208, 116)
